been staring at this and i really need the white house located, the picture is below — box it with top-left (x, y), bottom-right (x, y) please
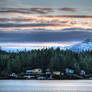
top-left (53, 71), bottom-right (61, 75)
top-left (80, 70), bottom-right (85, 75)
top-left (33, 68), bottom-right (42, 74)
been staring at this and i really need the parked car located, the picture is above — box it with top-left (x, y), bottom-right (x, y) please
top-left (85, 74), bottom-right (92, 79)
top-left (88, 77), bottom-right (92, 80)
top-left (24, 75), bottom-right (35, 79)
top-left (9, 73), bottom-right (18, 78)
top-left (37, 76), bottom-right (46, 80)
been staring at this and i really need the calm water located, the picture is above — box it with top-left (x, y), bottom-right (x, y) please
top-left (0, 80), bottom-right (92, 92)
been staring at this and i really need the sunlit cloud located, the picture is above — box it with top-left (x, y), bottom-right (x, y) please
top-left (41, 15), bottom-right (92, 18)
top-left (59, 8), bottom-right (77, 12)
top-left (0, 15), bottom-right (92, 30)
top-left (0, 42), bottom-right (80, 49)
top-left (0, 41), bottom-right (81, 52)
top-left (30, 8), bottom-right (54, 14)
top-left (0, 8), bottom-right (54, 14)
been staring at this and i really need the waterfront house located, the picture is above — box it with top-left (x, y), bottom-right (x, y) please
top-left (80, 70), bottom-right (85, 75)
top-left (9, 73), bottom-right (18, 78)
top-left (53, 71), bottom-right (61, 79)
top-left (65, 68), bottom-right (74, 74)
top-left (26, 70), bottom-right (33, 74)
top-left (33, 68), bottom-right (42, 74)
top-left (53, 71), bottom-right (61, 75)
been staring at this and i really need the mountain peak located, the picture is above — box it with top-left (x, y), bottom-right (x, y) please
top-left (69, 38), bottom-right (92, 52)
top-left (83, 38), bottom-right (92, 43)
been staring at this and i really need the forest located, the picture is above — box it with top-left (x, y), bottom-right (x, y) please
top-left (0, 48), bottom-right (92, 75)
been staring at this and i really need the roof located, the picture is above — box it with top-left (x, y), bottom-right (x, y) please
top-left (26, 70), bottom-right (33, 73)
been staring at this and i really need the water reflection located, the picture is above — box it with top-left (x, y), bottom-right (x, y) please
top-left (0, 80), bottom-right (92, 92)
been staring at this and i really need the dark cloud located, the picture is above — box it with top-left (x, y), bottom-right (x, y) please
top-left (0, 8), bottom-right (54, 14)
top-left (0, 8), bottom-right (33, 14)
top-left (41, 15), bottom-right (92, 18)
top-left (59, 8), bottom-right (77, 12)
top-left (0, 29), bottom-right (92, 43)
top-left (0, 23), bottom-right (58, 28)
top-left (0, 18), bottom-right (36, 22)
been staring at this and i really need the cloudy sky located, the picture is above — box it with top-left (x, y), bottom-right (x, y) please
top-left (0, 0), bottom-right (92, 51)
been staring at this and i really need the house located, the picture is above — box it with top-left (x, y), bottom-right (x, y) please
top-left (80, 70), bottom-right (85, 75)
top-left (52, 71), bottom-right (61, 79)
top-left (65, 68), bottom-right (74, 74)
top-left (24, 75), bottom-right (35, 79)
top-left (9, 73), bottom-right (18, 78)
top-left (33, 68), bottom-right (42, 74)
top-left (45, 68), bottom-right (51, 74)
top-left (26, 70), bottom-right (33, 74)
top-left (26, 68), bottom-right (42, 74)
top-left (26, 70), bottom-right (33, 73)
top-left (46, 72), bottom-right (51, 74)
top-left (53, 71), bottom-right (61, 75)
top-left (37, 76), bottom-right (46, 80)
top-left (46, 69), bottom-right (50, 72)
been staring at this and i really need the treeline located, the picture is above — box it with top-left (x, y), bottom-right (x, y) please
top-left (0, 48), bottom-right (92, 74)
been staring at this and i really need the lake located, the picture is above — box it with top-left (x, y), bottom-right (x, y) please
top-left (0, 80), bottom-right (92, 92)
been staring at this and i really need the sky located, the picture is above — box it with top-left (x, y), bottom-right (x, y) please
top-left (0, 0), bottom-right (92, 51)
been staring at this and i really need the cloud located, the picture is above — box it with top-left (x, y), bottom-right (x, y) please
top-left (0, 8), bottom-right (54, 14)
top-left (0, 23), bottom-right (58, 28)
top-left (0, 14), bottom-right (92, 30)
top-left (0, 29), bottom-right (92, 43)
top-left (88, 9), bottom-right (92, 11)
top-left (42, 15), bottom-right (92, 18)
top-left (59, 8), bottom-right (77, 12)
top-left (0, 8), bottom-right (32, 14)
top-left (0, 18), bottom-right (37, 22)
top-left (0, 15), bottom-right (92, 30)
top-left (30, 8), bottom-right (54, 14)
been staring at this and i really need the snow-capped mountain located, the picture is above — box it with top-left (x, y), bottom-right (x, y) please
top-left (70, 38), bottom-right (92, 52)
top-left (1, 38), bottom-right (92, 53)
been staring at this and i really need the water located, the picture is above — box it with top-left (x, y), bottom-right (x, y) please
top-left (0, 80), bottom-right (92, 92)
